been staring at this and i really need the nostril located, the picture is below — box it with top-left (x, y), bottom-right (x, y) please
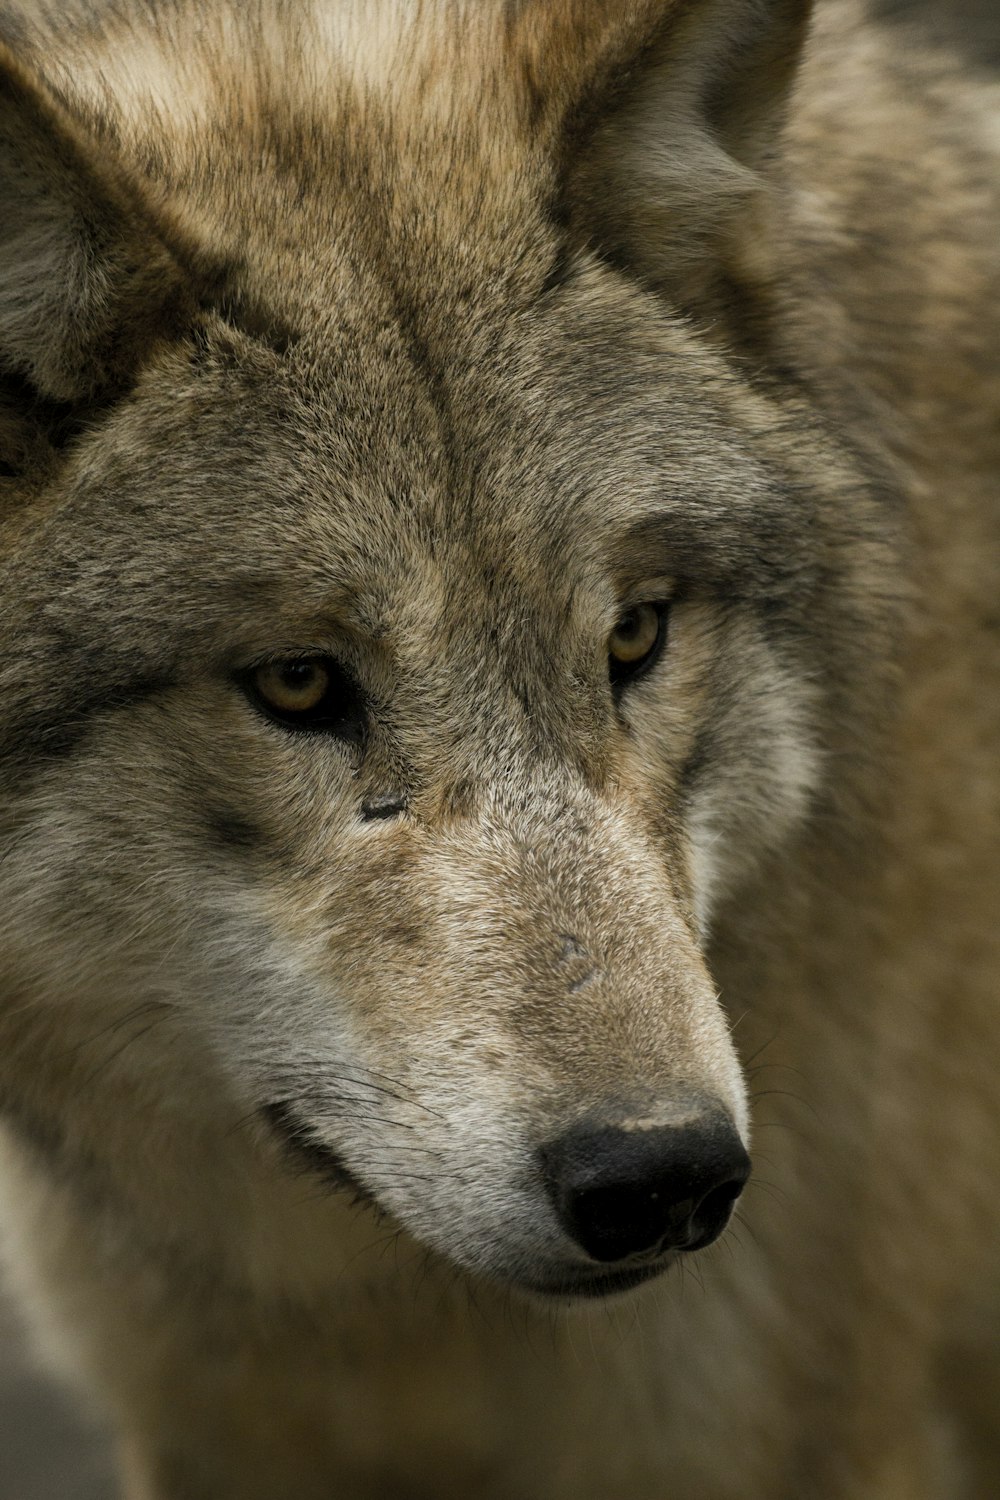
top-left (684, 1178), bottom-right (747, 1251)
top-left (569, 1180), bottom-right (689, 1262)
top-left (541, 1108), bottom-right (750, 1264)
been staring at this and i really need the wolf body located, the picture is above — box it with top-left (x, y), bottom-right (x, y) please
top-left (0, 2), bottom-right (997, 1497)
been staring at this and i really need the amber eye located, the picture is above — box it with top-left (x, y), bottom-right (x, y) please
top-left (608, 602), bottom-right (667, 688)
top-left (255, 660), bottom-right (329, 714)
top-left (240, 657), bottom-right (365, 741)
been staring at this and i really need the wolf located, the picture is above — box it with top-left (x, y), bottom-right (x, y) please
top-left (0, 0), bottom-right (997, 1496)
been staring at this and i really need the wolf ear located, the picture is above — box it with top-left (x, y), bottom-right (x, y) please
top-left (556, 0), bottom-right (814, 318)
top-left (0, 46), bottom-right (197, 403)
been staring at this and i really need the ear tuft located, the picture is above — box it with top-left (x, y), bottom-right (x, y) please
top-left (557, 0), bottom-right (814, 318)
top-left (0, 45), bottom-right (197, 402)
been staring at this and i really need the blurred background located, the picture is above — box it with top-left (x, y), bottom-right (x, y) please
top-left (0, 2), bottom-right (997, 1497)
top-left (876, 0), bottom-right (999, 62)
top-left (0, 1292), bottom-right (118, 1499)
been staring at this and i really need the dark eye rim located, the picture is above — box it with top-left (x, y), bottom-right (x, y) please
top-left (235, 655), bottom-right (367, 743)
top-left (608, 601), bottom-right (670, 691)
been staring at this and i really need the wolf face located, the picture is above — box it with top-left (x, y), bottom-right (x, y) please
top-left (0, 0), bottom-right (894, 1296)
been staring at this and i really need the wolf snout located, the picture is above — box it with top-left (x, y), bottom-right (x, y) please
top-left (540, 1108), bottom-right (750, 1263)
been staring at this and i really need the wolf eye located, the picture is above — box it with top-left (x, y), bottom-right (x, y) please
top-left (240, 657), bottom-right (366, 741)
top-left (608, 602), bottom-right (668, 688)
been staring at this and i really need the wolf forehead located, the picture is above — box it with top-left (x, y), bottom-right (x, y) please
top-left (11, 272), bottom-right (793, 637)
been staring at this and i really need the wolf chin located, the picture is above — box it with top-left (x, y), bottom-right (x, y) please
top-left (0, 1), bottom-right (997, 1497)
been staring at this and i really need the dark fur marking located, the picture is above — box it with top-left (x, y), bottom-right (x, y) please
top-left (261, 1101), bottom-right (371, 1201)
top-left (205, 808), bottom-right (263, 851)
top-left (383, 920), bottom-right (421, 947)
top-left (0, 675), bottom-right (177, 776)
top-left (615, 500), bottom-right (812, 605)
top-left (442, 777), bottom-right (477, 819)
top-left (0, 370), bottom-right (97, 461)
top-left (361, 792), bottom-right (407, 821)
top-left (678, 727), bottom-right (713, 799)
top-left (214, 294), bottom-right (301, 357)
top-left (363, 255), bottom-right (470, 493)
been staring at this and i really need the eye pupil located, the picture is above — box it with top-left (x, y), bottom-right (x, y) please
top-left (273, 662), bottom-right (324, 701)
top-left (255, 660), bottom-right (328, 711)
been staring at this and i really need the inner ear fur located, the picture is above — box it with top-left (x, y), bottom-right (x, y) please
top-left (559, 0), bottom-right (814, 321)
top-left (0, 43), bottom-right (202, 407)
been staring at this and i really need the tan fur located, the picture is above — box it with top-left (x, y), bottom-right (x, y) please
top-left (0, 2), bottom-right (997, 1496)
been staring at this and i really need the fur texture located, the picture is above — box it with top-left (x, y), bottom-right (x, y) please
top-left (0, 2), bottom-right (997, 1496)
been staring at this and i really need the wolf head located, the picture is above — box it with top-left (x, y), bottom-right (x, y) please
top-left (0, 0), bottom-right (894, 1295)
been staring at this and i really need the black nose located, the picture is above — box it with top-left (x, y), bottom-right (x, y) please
top-left (541, 1111), bottom-right (750, 1263)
